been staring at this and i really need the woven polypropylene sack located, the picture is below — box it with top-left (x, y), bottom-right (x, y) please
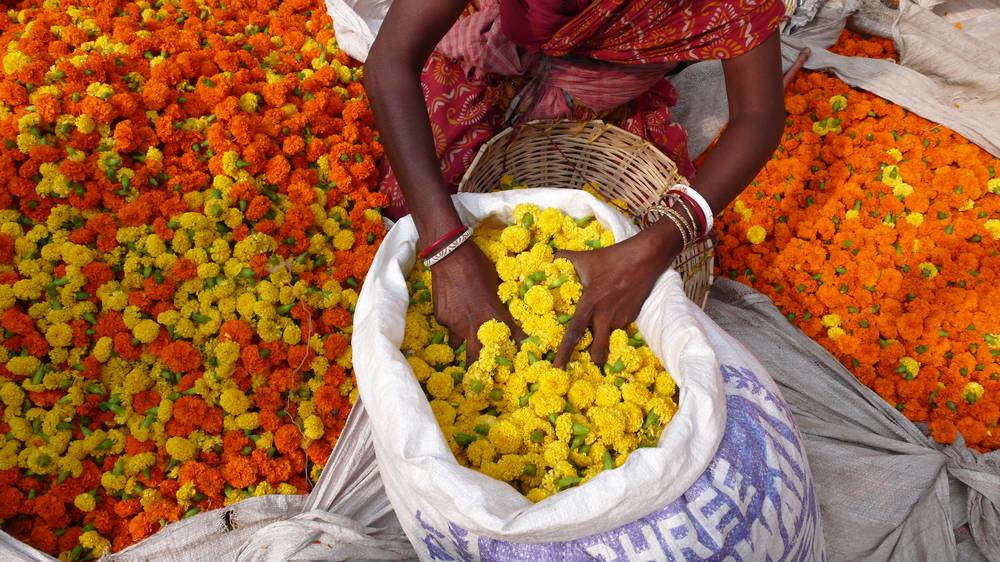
top-left (353, 188), bottom-right (824, 560)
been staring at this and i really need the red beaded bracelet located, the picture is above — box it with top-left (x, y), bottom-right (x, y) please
top-left (419, 225), bottom-right (467, 259)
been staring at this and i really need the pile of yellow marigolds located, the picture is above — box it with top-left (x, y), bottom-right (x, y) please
top-left (403, 204), bottom-right (678, 502)
top-left (716, 31), bottom-right (1000, 451)
top-left (0, 0), bottom-right (386, 557)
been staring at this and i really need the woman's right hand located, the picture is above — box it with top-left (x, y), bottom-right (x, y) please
top-left (429, 241), bottom-right (524, 363)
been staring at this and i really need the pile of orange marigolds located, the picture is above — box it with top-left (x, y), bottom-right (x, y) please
top-left (717, 31), bottom-right (1000, 452)
top-left (0, 0), bottom-right (385, 557)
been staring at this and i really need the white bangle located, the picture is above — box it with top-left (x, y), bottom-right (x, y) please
top-left (423, 227), bottom-right (473, 268)
top-left (667, 183), bottom-right (714, 235)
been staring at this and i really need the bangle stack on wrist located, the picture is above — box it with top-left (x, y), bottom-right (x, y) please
top-left (640, 184), bottom-right (714, 248)
top-left (420, 225), bottom-right (473, 268)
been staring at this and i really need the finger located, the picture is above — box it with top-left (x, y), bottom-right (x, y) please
top-left (554, 301), bottom-right (591, 368)
top-left (589, 312), bottom-right (612, 367)
top-left (554, 249), bottom-right (592, 286)
top-left (498, 307), bottom-right (526, 343)
top-left (447, 329), bottom-right (462, 350)
top-left (466, 325), bottom-right (483, 365)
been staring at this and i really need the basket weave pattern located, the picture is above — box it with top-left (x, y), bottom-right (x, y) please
top-left (459, 120), bottom-right (715, 308)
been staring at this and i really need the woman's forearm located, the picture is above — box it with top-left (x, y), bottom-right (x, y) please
top-left (689, 108), bottom-right (784, 214)
top-left (364, 59), bottom-right (464, 242)
top-left (363, 0), bottom-right (469, 244)
top-left (692, 31), bottom-right (785, 215)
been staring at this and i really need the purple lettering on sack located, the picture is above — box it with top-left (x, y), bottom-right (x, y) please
top-left (413, 365), bottom-right (824, 562)
top-left (417, 510), bottom-right (456, 561)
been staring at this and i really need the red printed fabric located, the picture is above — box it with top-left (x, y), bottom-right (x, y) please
top-left (379, 0), bottom-right (784, 219)
top-left (541, 0), bottom-right (787, 64)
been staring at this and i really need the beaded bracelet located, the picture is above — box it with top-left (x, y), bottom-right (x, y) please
top-left (423, 227), bottom-right (473, 268)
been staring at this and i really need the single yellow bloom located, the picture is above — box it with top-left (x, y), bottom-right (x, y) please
top-left (746, 225), bottom-right (767, 245)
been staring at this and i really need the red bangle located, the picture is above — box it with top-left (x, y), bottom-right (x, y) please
top-left (671, 190), bottom-right (707, 237)
top-left (419, 225), bottom-right (467, 259)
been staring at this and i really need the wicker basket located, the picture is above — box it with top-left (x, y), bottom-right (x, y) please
top-left (459, 119), bottom-right (714, 308)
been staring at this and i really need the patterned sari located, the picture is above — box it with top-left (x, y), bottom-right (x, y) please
top-left (380, 0), bottom-right (785, 218)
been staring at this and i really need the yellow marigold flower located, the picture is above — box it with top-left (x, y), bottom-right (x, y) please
top-left (12, 278), bottom-right (43, 300)
top-left (495, 256), bottom-right (520, 282)
top-left (963, 382), bottom-right (985, 404)
top-left (588, 404), bottom-right (625, 438)
top-left (282, 324), bottom-right (302, 345)
top-left (821, 314), bottom-right (842, 328)
top-left (537, 208), bottom-right (564, 236)
top-left (523, 285), bottom-right (554, 314)
top-left (558, 279), bottom-right (583, 303)
top-left (100, 472), bottom-right (127, 491)
top-left (220, 388), bottom-right (251, 415)
top-left (918, 262), bottom-right (939, 279)
top-left (498, 281), bottom-right (520, 303)
top-left (477, 319), bottom-right (511, 347)
top-left (44, 322), bottom-right (73, 348)
top-left (422, 343), bottom-right (454, 366)
top-left (332, 230), bottom-right (355, 250)
top-left (905, 212), bottom-right (924, 227)
top-left (746, 225), bottom-right (767, 245)
top-left (131, 319), bottom-right (160, 344)
top-left (987, 178), bottom-right (1000, 194)
top-left (732, 199), bottom-right (752, 221)
top-left (73, 493), bottom-right (96, 512)
top-left (91, 336), bottom-right (114, 363)
top-left (500, 225), bottom-right (531, 253)
top-left (165, 436), bottom-right (198, 462)
top-left (239, 92), bottom-right (259, 112)
top-left (2, 50), bottom-right (31, 75)
top-left (526, 488), bottom-right (551, 503)
top-left (538, 368), bottom-right (570, 396)
top-left (6, 355), bottom-right (40, 377)
top-left (984, 219), bottom-right (1000, 240)
top-left (430, 400), bottom-right (456, 427)
top-left (426, 371), bottom-right (454, 399)
top-left (542, 441), bottom-right (569, 466)
top-left (529, 391), bottom-right (564, 418)
top-left (566, 379), bottom-right (596, 410)
top-left (0, 382), bottom-right (24, 407)
top-left (655, 372), bottom-right (676, 398)
top-left (466, 439), bottom-right (496, 466)
top-left (827, 326), bottom-right (846, 340)
top-left (488, 420), bottom-right (522, 454)
top-left (594, 383), bottom-right (621, 407)
top-left (899, 356), bottom-right (920, 378)
top-left (303, 415), bottom-right (325, 440)
top-left (407, 356), bottom-right (433, 383)
top-left (125, 452), bottom-right (156, 475)
top-left (621, 382), bottom-right (652, 405)
top-left (79, 531), bottom-right (110, 558)
top-left (893, 182), bottom-right (914, 198)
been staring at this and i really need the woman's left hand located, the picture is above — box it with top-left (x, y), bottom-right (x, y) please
top-left (554, 222), bottom-right (682, 367)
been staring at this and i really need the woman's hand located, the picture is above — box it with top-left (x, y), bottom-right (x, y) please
top-left (554, 221), bottom-right (682, 367)
top-left (430, 242), bottom-right (525, 363)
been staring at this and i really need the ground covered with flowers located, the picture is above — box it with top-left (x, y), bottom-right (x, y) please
top-left (403, 204), bottom-right (677, 502)
top-left (0, 0), bottom-right (386, 557)
top-left (716, 31), bottom-right (1000, 451)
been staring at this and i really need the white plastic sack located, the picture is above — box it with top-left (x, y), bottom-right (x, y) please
top-left (324, 0), bottom-right (391, 63)
top-left (353, 189), bottom-right (824, 560)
